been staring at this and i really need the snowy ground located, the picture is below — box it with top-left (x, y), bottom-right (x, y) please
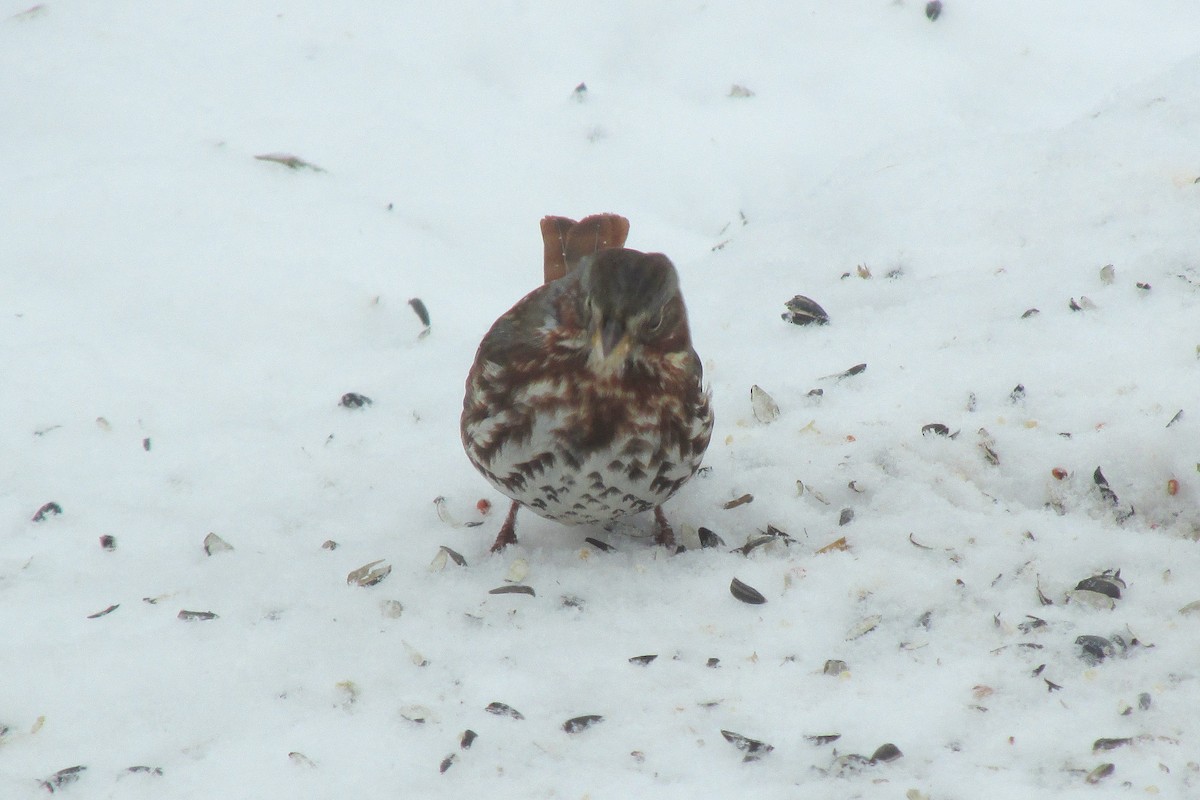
top-left (4, 2), bottom-right (1200, 797)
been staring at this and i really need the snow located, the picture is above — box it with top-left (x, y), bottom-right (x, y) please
top-left (3, 1), bottom-right (1200, 796)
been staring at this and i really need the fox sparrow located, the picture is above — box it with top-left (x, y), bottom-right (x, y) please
top-left (461, 213), bottom-right (713, 551)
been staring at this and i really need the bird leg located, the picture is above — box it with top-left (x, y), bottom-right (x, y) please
top-left (653, 506), bottom-right (676, 549)
top-left (490, 500), bottom-right (521, 552)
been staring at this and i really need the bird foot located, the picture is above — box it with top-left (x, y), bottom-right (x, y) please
top-left (490, 501), bottom-right (521, 553)
top-left (653, 507), bottom-right (677, 549)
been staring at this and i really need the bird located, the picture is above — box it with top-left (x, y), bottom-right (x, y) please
top-left (461, 213), bottom-right (713, 552)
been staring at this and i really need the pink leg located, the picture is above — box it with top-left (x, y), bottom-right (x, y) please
top-left (490, 501), bottom-right (521, 552)
top-left (653, 507), bottom-right (676, 549)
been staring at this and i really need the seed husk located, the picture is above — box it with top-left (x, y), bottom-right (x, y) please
top-left (1093, 737), bottom-right (1133, 752)
top-left (32, 501), bottom-right (62, 522)
top-left (563, 714), bottom-right (604, 733)
top-left (439, 753), bottom-right (457, 774)
top-left (340, 392), bottom-right (372, 409)
top-left (1093, 466), bottom-right (1119, 505)
top-left (698, 527), bottom-right (725, 549)
top-left (488, 584), bottom-right (535, 597)
top-left (177, 610), bottom-right (218, 621)
top-left (41, 766), bottom-right (86, 792)
top-left (629, 654), bottom-right (658, 666)
top-left (823, 659), bottom-right (849, 676)
top-left (87, 604), bottom-right (119, 619)
top-left (781, 294), bottom-right (830, 326)
top-left (720, 729), bottom-right (774, 761)
top-left (485, 702), bottom-right (524, 720)
top-left (460, 729), bottom-right (478, 749)
top-left (723, 493), bottom-right (754, 509)
top-left (838, 508), bottom-right (854, 526)
top-left (584, 536), bottom-right (614, 552)
top-left (1085, 763), bottom-right (1115, 784)
top-left (203, 532), bottom-right (234, 555)
top-left (750, 384), bottom-right (781, 423)
top-left (99, 535), bottom-right (117, 550)
top-left (438, 545), bottom-right (467, 566)
top-left (1075, 573), bottom-right (1123, 600)
top-left (408, 297), bottom-right (431, 328)
top-left (347, 560), bottom-right (391, 587)
top-left (871, 743), bottom-right (903, 763)
top-left (806, 733), bottom-right (842, 745)
top-left (730, 577), bottom-right (767, 605)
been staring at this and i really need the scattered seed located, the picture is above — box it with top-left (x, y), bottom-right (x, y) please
top-left (823, 659), bottom-right (849, 676)
top-left (806, 734), bottom-right (842, 746)
top-left (380, 599), bottom-right (404, 618)
top-left (439, 753), bottom-right (457, 774)
top-left (177, 610), bottom-right (218, 621)
top-left (40, 766), bottom-right (86, 792)
top-left (730, 577), bottom-right (767, 605)
top-left (826, 362), bottom-right (867, 381)
top-left (978, 429), bottom-right (1000, 465)
top-left (31, 501), bottom-right (62, 522)
top-left (723, 493), bottom-right (754, 509)
top-left (1167, 478), bottom-right (1180, 496)
top-left (871, 743), bottom-right (903, 763)
top-left (1069, 298), bottom-right (1083, 312)
top-left (584, 536), bottom-right (614, 552)
top-left (460, 729), bottom-right (478, 749)
top-left (847, 615), bottom-right (881, 641)
top-left (728, 84), bottom-right (755, 98)
top-left (1085, 763), bottom-right (1115, 784)
top-left (87, 604), bottom-right (119, 619)
top-left (125, 765), bottom-right (163, 775)
top-left (572, 81), bottom-right (588, 101)
top-left (1075, 573), bottom-right (1122, 600)
top-left (1009, 384), bottom-right (1025, 403)
top-left (439, 545), bottom-right (467, 566)
top-left (816, 536), bottom-right (848, 554)
top-left (721, 729), bottom-right (774, 761)
top-left (1032, 664), bottom-right (1046, 676)
top-left (1138, 692), bottom-right (1152, 710)
top-left (750, 384), bottom-right (781, 423)
top-left (563, 714), bottom-right (604, 734)
top-left (1093, 737), bottom-right (1133, 752)
top-left (1021, 308), bottom-right (1040, 318)
top-left (1137, 282), bottom-right (1151, 291)
top-left (781, 295), bottom-right (830, 325)
top-left (1018, 615), bottom-right (1047, 633)
top-left (347, 560), bottom-right (391, 587)
top-left (501, 557), bottom-right (529, 584)
top-left (630, 750), bottom-right (646, 763)
top-left (1076, 635), bottom-right (1116, 664)
top-left (288, 752), bottom-right (316, 768)
top-left (925, 0), bottom-right (942, 20)
top-left (1093, 466), bottom-right (1119, 505)
top-left (1100, 264), bottom-right (1116, 284)
top-left (401, 705), bottom-right (433, 724)
top-left (1044, 678), bottom-right (1063, 692)
top-left (838, 508), bottom-right (854, 526)
top-left (203, 532), bottom-right (234, 555)
top-left (922, 423), bottom-right (949, 437)
top-left (408, 297), bottom-right (431, 328)
top-left (489, 584), bottom-right (535, 597)
top-left (340, 392), bottom-right (372, 409)
top-left (321, 539), bottom-right (338, 550)
top-left (706, 658), bottom-right (720, 668)
top-left (254, 152), bottom-right (325, 171)
top-left (856, 264), bottom-right (872, 279)
top-left (1051, 467), bottom-right (1068, 480)
top-left (99, 535), bottom-right (116, 551)
top-left (698, 527), bottom-right (725, 549)
top-left (629, 654), bottom-right (658, 666)
top-left (485, 702), bottom-right (524, 720)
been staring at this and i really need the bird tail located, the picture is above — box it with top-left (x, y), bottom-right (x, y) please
top-left (540, 213), bottom-right (630, 284)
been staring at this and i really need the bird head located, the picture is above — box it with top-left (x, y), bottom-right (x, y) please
top-left (576, 249), bottom-right (689, 374)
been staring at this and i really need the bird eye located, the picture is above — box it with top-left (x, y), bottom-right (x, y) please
top-left (646, 309), bottom-right (665, 334)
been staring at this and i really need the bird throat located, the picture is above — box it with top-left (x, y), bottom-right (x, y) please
top-left (586, 328), bottom-right (634, 377)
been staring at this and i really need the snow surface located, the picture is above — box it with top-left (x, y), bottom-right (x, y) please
top-left (3, 1), bottom-right (1200, 797)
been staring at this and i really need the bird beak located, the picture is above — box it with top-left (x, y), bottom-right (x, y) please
top-left (599, 317), bottom-right (625, 359)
